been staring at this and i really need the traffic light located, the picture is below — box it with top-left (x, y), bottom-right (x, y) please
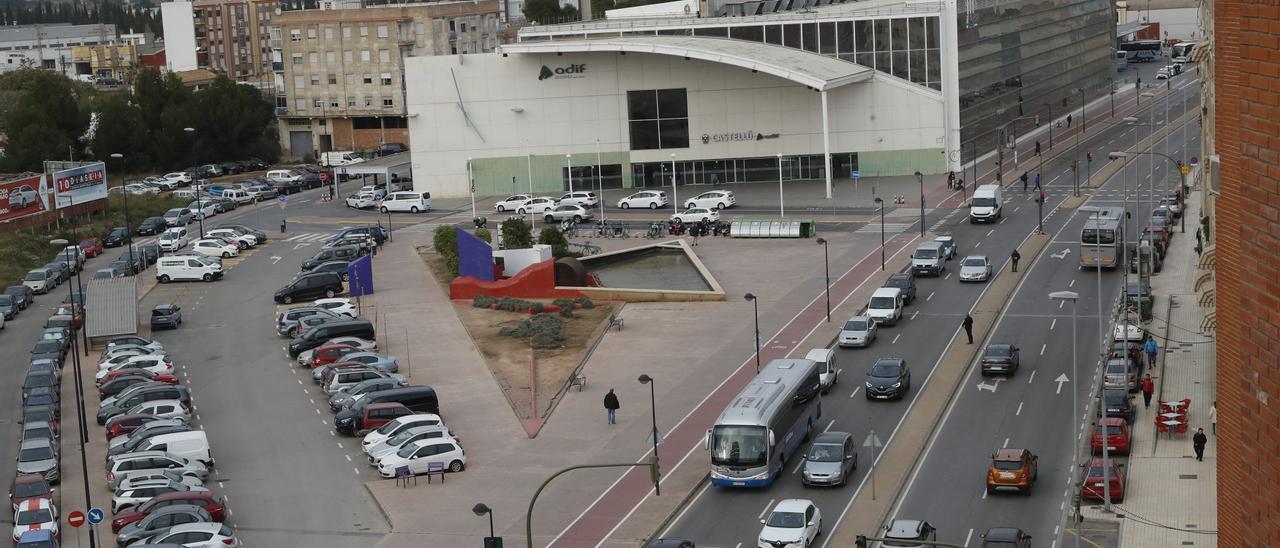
top-left (649, 454), bottom-right (661, 491)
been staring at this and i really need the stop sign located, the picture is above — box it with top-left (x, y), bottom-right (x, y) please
top-left (68, 511), bottom-right (86, 528)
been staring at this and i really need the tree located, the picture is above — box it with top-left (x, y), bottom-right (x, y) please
top-left (523, 0), bottom-right (579, 24)
top-left (89, 94), bottom-right (148, 170)
top-left (1, 71), bottom-right (88, 171)
top-left (538, 227), bottom-right (570, 257)
top-left (501, 218), bottom-right (534, 249)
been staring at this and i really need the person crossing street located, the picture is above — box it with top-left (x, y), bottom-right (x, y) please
top-left (1021, 172), bottom-right (1029, 191)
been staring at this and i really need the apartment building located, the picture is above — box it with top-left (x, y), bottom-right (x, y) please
top-left (193, 0), bottom-right (277, 87)
top-left (274, 0), bottom-right (500, 159)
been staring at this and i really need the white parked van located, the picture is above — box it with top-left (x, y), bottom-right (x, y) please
top-left (379, 191), bottom-right (431, 213)
top-left (265, 170), bottom-right (302, 183)
top-left (156, 256), bottom-right (223, 283)
top-left (867, 287), bottom-right (904, 326)
top-left (158, 228), bottom-right (190, 252)
top-left (969, 184), bottom-right (1003, 223)
top-left (222, 189), bottom-right (253, 205)
top-left (136, 431), bottom-right (214, 467)
top-left (804, 348), bottom-right (839, 394)
top-left (321, 151), bottom-right (365, 167)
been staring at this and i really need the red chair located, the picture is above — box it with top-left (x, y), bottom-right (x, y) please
top-left (1155, 420), bottom-right (1171, 436)
top-left (1174, 421), bottom-right (1189, 437)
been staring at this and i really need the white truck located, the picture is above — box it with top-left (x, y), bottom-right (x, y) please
top-left (969, 184), bottom-right (1003, 223)
top-left (320, 151), bottom-right (365, 167)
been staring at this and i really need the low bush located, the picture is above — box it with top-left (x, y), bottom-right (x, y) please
top-left (499, 313), bottom-right (564, 348)
top-left (472, 295), bottom-right (498, 308)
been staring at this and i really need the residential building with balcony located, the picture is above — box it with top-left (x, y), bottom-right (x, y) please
top-left (180, 0), bottom-right (279, 88)
top-left (273, 0), bottom-right (501, 159)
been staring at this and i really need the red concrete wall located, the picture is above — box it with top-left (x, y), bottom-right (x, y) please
top-left (449, 260), bottom-right (584, 300)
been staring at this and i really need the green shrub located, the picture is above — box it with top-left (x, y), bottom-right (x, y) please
top-left (574, 296), bottom-right (595, 309)
top-left (501, 218), bottom-right (533, 249)
top-left (500, 313), bottom-right (565, 348)
top-left (432, 225), bottom-right (459, 277)
top-left (473, 227), bottom-right (491, 243)
top-left (538, 227), bottom-right (570, 257)
top-left (473, 295), bottom-right (498, 308)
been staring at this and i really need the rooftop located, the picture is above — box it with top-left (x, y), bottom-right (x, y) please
top-left (0, 23), bottom-right (118, 45)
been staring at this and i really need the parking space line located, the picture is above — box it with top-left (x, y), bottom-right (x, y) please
top-left (944, 272), bottom-right (952, 280)
top-left (1028, 370), bottom-right (1037, 384)
top-left (927, 291), bottom-right (935, 301)
top-left (911, 310), bottom-right (920, 320)
top-left (1050, 318), bottom-right (1057, 330)
top-left (1003, 438), bottom-right (1009, 448)
top-left (823, 419), bottom-right (835, 433)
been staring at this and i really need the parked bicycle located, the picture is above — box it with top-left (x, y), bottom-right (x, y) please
top-left (646, 222), bottom-right (664, 239)
top-left (570, 241), bottom-right (602, 256)
top-left (561, 220), bottom-right (578, 238)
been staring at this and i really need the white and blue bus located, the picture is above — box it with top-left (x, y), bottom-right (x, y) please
top-left (1080, 207), bottom-right (1125, 269)
top-left (707, 359), bottom-right (823, 487)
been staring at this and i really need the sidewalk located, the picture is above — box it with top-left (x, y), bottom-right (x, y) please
top-left (1078, 190), bottom-right (1218, 546)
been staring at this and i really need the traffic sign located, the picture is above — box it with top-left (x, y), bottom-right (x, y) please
top-left (86, 507), bottom-right (105, 525)
top-left (278, 194), bottom-right (287, 209)
top-left (862, 432), bottom-right (883, 448)
top-left (1180, 165), bottom-right (1190, 175)
top-left (851, 169), bottom-right (861, 181)
top-left (67, 511), bottom-right (85, 528)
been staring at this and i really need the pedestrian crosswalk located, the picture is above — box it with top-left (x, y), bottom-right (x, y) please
top-left (855, 222), bottom-right (915, 235)
top-left (282, 232), bottom-right (336, 243)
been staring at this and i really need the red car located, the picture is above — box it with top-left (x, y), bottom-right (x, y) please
top-left (351, 402), bottom-right (413, 434)
top-left (112, 491), bottom-right (227, 533)
top-left (8, 474), bottom-right (52, 513)
top-left (1080, 457), bottom-right (1126, 502)
top-left (104, 413), bottom-right (171, 441)
top-left (1142, 226), bottom-right (1171, 246)
top-left (98, 373), bottom-right (181, 399)
top-left (97, 369), bottom-right (180, 393)
top-left (79, 237), bottom-right (104, 258)
top-left (310, 343), bottom-right (361, 369)
top-left (1089, 417), bottom-right (1132, 455)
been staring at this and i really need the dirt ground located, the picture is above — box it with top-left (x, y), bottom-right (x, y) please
top-left (418, 249), bottom-right (616, 424)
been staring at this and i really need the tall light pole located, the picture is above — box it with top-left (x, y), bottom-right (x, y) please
top-left (744, 293), bottom-right (761, 373)
top-left (874, 197), bottom-right (886, 270)
top-left (670, 153), bottom-right (679, 214)
top-left (565, 154), bottom-right (573, 194)
top-left (525, 140), bottom-right (534, 196)
top-left (1050, 290), bottom-right (1081, 547)
top-left (109, 153), bottom-right (135, 269)
top-left (1079, 206), bottom-right (1106, 355)
top-left (468, 157), bottom-right (477, 222)
top-left (596, 139), bottom-right (605, 222)
top-left (1139, 93), bottom-right (1157, 215)
top-left (777, 153), bottom-right (785, 217)
top-left (914, 171), bottom-right (925, 238)
top-left (50, 238), bottom-right (96, 548)
top-left (637, 374), bottom-right (661, 496)
top-left (816, 238), bottom-right (830, 322)
top-left (183, 127), bottom-right (204, 237)
top-left (472, 503), bottom-right (499, 548)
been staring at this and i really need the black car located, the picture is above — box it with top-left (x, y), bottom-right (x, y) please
top-left (4, 285), bottom-right (34, 310)
top-left (31, 339), bottom-right (65, 366)
top-left (375, 143), bottom-right (407, 157)
top-left (219, 161), bottom-right (243, 175)
top-left (311, 260), bottom-right (351, 281)
top-left (883, 272), bottom-right (917, 305)
top-left (99, 375), bottom-right (168, 399)
top-left (103, 227), bottom-right (131, 247)
top-left (274, 272), bottom-right (344, 304)
top-left (0, 294), bottom-right (18, 319)
top-left (1101, 387), bottom-right (1135, 424)
top-left (137, 217), bottom-right (169, 236)
top-left (299, 174), bottom-right (324, 189)
top-left (242, 157), bottom-right (268, 171)
top-left (980, 344), bottom-right (1021, 375)
top-left (865, 358), bottom-right (911, 400)
top-left (272, 179), bottom-right (305, 195)
top-left (43, 262), bottom-right (71, 284)
top-left (137, 243), bottom-right (162, 265)
top-left (150, 304), bottom-right (182, 330)
top-left (111, 254), bottom-right (146, 276)
top-left (333, 225), bottom-right (386, 246)
top-left (22, 371), bottom-right (60, 401)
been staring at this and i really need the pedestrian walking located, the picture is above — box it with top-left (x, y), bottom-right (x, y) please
top-left (1035, 140), bottom-right (1041, 156)
top-left (1141, 374), bottom-right (1155, 408)
top-left (1145, 336), bottom-right (1159, 369)
top-left (1067, 114), bottom-right (1073, 127)
top-left (962, 314), bottom-right (974, 344)
top-left (1011, 249), bottom-right (1021, 272)
top-left (1034, 173), bottom-right (1042, 191)
top-left (604, 389), bottom-right (620, 425)
top-left (1192, 428), bottom-right (1208, 461)
top-left (1021, 172), bottom-right (1029, 191)
top-left (1209, 401), bottom-right (1217, 435)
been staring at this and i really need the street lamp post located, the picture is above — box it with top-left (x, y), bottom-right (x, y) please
top-left (874, 197), bottom-right (886, 270)
top-left (50, 238), bottom-right (96, 548)
top-left (1044, 101), bottom-right (1054, 150)
top-left (744, 293), bottom-right (761, 373)
top-left (914, 171), bottom-right (925, 238)
top-left (565, 154), bottom-right (573, 194)
top-left (183, 127), bottom-right (204, 237)
top-left (776, 153), bottom-right (785, 217)
top-left (596, 140), bottom-right (605, 222)
top-left (109, 153), bottom-right (135, 269)
top-left (815, 238), bottom-right (830, 322)
top-left (472, 503), bottom-right (500, 548)
top-left (468, 157), bottom-right (477, 222)
top-left (1050, 290), bottom-right (1081, 548)
top-left (637, 374), bottom-right (661, 496)
top-left (670, 153), bottom-right (679, 214)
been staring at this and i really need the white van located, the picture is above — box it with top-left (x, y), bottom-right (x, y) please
top-left (222, 189), bottom-right (253, 205)
top-left (380, 191), bottom-right (431, 213)
top-left (157, 256), bottom-right (223, 283)
top-left (969, 184), bottom-right (1003, 223)
top-left (867, 287), bottom-right (904, 326)
top-left (804, 348), bottom-right (838, 394)
top-left (321, 151), bottom-right (365, 167)
top-left (158, 228), bottom-right (190, 252)
top-left (265, 170), bottom-right (302, 183)
top-left (137, 431), bottom-right (214, 467)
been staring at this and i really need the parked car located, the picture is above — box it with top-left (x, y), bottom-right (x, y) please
top-left (1080, 457), bottom-right (1125, 502)
top-left (671, 207), bottom-right (719, 224)
top-left (11, 497), bottom-right (59, 544)
top-left (150, 304), bottom-right (183, 330)
top-left (137, 217), bottom-right (169, 236)
top-left (1101, 387), bottom-right (1135, 424)
top-left (99, 374), bottom-right (180, 399)
top-left (114, 504), bottom-right (214, 547)
top-left (79, 237), bottom-right (104, 258)
top-left (360, 413), bottom-right (445, 450)
top-left (97, 384), bottom-right (190, 424)
top-left (757, 499), bottom-right (821, 548)
top-left (1090, 417), bottom-right (1132, 455)
top-left (136, 521), bottom-right (239, 547)
top-left (4, 285), bottom-right (34, 310)
top-left (301, 339), bottom-right (376, 368)
top-left (112, 479), bottom-right (207, 513)
top-left (107, 336), bottom-right (164, 354)
top-left (191, 238), bottom-right (239, 258)
top-left (163, 208), bottom-right (193, 227)
top-left (865, 357), bottom-right (910, 400)
top-left (16, 438), bottom-right (59, 484)
top-left (363, 424), bottom-right (454, 462)
top-left (544, 204), bottom-right (594, 224)
top-left (329, 377), bottom-right (407, 412)
top-left (110, 490), bottom-right (224, 532)
top-left (105, 414), bottom-right (172, 441)
top-left (346, 191), bottom-right (378, 209)
top-left (335, 401), bottom-right (415, 436)
top-left (106, 452), bottom-right (209, 491)
top-left (980, 344), bottom-right (1021, 375)
top-left (204, 228), bottom-right (256, 248)
top-left (0, 294), bottom-right (19, 320)
top-left (274, 272), bottom-right (345, 304)
top-left (518, 196), bottom-right (558, 215)
top-left (310, 261), bottom-right (352, 281)
top-left (23, 269), bottom-right (54, 294)
top-left (684, 190), bottom-right (736, 210)
top-left (494, 194), bottom-right (532, 212)
top-left (375, 436), bottom-right (466, 477)
top-left (8, 474), bottom-right (52, 513)
top-left (618, 190), bottom-right (668, 209)
top-left (376, 142), bottom-right (407, 156)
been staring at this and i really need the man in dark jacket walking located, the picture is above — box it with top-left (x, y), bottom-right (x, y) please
top-left (962, 314), bottom-right (974, 344)
top-left (1021, 172), bottom-right (1029, 191)
top-left (1011, 249), bottom-right (1021, 272)
top-left (1141, 374), bottom-right (1155, 408)
top-left (1192, 428), bottom-right (1208, 461)
top-left (604, 389), bottom-right (620, 425)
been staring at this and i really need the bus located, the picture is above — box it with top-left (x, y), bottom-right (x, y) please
top-left (1080, 207), bottom-right (1124, 269)
top-left (1119, 40), bottom-right (1162, 52)
top-left (1171, 41), bottom-right (1197, 63)
top-left (707, 358), bottom-right (822, 487)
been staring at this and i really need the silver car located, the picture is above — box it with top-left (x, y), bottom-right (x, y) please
top-left (312, 352), bottom-right (399, 380)
top-left (112, 479), bottom-right (208, 512)
top-left (276, 307), bottom-right (342, 337)
top-left (837, 315), bottom-right (878, 348)
top-left (106, 451), bottom-right (208, 490)
top-left (17, 438), bottom-right (59, 483)
top-left (958, 255), bottom-right (992, 282)
top-left (114, 470), bottom-right (206, 491)
top-left (543, 204), bottom-right (593, 224)
top-left (115, 504), bottom-right (213, 547)
top-left (801, 432), bottom-right (856, 487)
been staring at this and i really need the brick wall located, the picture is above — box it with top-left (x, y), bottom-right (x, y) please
top-left (1214, 0), bottom-right (1280, 544)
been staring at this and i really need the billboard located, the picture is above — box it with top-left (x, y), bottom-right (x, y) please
top-left (0, 174), bottom-right (49, 223)
top-left (52, 162), bottom-right (108, 208)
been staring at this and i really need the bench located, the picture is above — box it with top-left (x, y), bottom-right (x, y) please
top-left (609, 316), bottom-right (624, 331)
top-left (570, 373), bottom-right (587, 392)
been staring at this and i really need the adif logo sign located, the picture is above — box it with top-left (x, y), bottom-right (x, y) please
top-left (538, 63), bottom-right (587, 80)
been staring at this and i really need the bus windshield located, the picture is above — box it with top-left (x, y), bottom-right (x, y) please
top-left (1082, 229), bottom-right (1116, 245)
top-left (710, 425), bottom-right (768, 467)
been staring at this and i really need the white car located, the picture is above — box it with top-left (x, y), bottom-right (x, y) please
top-left (494, 194), bottom-right (532, 212)
top-left (618, 190), bottom-right (668, 210)
top-left (375, 438), bottom-right (466, 477)
top-left (361, 414), bottom-right (445, 451)
top-left (123, 183), bottom-right (159, 195)
top-left (684, 190), bottom-right (736, 210)
top-left (837, 314), bottom-right (878, 348)
top-left (187, 201), bottom-right (218, 220)
top-left (11, 497), bottom-right (58, 544)
top-left (113, 470), bottom-right (206, 491)
top-left (313, 297), bottom-right (357, 318)
top-left (162, 172), bottom-right (193, 186)
top-left (106, 337), bottom-right (165, 354)
top-left (1155, 68), bottom-right (1170, 79)
top-left (346, 192), bottom-right (378, 209)
top-left (758, 499), bottom-right (822, 548)
top-left (158, 228), bottom-right (191, 252)
top-left (958, 255), bottom-right (992, 282)
top-left (671, 207), bottom-right (720, 224)
top-left (139, 522), bottom-right (240, 547)
top-left (204, 228), bottom-right (255, 248)
top-left (95, 356), bottom-right (175, 382)
top-left (544, 204), bottom-right (593, 223)
top-left (125, 399), bottom-right (191, 424)
top-left (517, 196), bottom-right (558, 215)
top-left (112, 479), bottom-right (208, 512)
top-left (191, 238), bottom-right (239, 258)
top-left (10, 185), bottom-right (40, 209)
top-left (366, 426), bottom-right (454, 464)
top-left (558, 191), bottom-right (599, 208)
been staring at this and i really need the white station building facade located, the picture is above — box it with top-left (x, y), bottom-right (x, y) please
top-left (404, 0), bottom-right (962, 199)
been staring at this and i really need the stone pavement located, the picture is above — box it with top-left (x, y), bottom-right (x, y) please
top-left (1076, 190), bottom-right (1218, 547)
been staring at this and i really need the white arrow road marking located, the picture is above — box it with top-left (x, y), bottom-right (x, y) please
top-left (269, 256), bottom-right (282, 264)
top-left (293, 243), bottom-right (311, 250)
top-left (977, 378), bottom-right (1005, 392)
top-left (1051, 248), bottom-right (1072, 259)
top-left (1054, 373), bottom-right (1070, 394)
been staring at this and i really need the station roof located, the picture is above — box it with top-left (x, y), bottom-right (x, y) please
top-left (85, 277), bottom-right (137, 339)
top-left (336, 151), bottom-right (413, 178)
top-left (499, 36), bottom-right (874, 91)
top-left (1116, 21), bottom-right (1150, 38)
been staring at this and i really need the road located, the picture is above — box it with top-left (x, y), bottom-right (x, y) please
top-left (658, 72), bottom-right (1198, 547)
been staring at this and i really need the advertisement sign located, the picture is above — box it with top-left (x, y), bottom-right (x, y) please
top-left (0, 174), bottom-right (49, 223)
top-left (52, 162), bottom-right (108, 208)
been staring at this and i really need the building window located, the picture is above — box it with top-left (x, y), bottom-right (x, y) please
top-left (343, 26), bottom-right (351, 39)
top-left (379, 50), bottom-right (390, 63)
top-left (291, 53), bottom-right (303, 65)
top-left (365, 96), bottom-right (373, 107)
top-left (324, 26), bottom-right (334, 40)
top-left (347, 96), bottom-right (356, 107)
top-left (307, 26), bottom-right (317, 39)
top-left (290, 29), bottom-right (301, 42)
top-left (359, 25), bottom-right (368, 37)
top-left (380, 72), bottom-right (392, 85)
top-left (328, 74), bottom-right (337, 85)
top-left (460, 22), bottom-right (467, 32)
top-left (309, 52), bottom-right (318, 65)
top-left (363, 74), bottom-right (373, 84)
top-left (293, 75), bottom-right (304, 89)
top-left (324, 51), bottom-right (335, 64)
top-left (344, 50), bottom-right (353, 63)
top-left (311, 74), bottom-right (321, 85)
top-left (627, 89), bottom-right (688, 150)
top-left (383, 98), bottom-right (394, 108)
top-left (330, 97), bottom-right (340, 108)
top-left (313, 99), bottom-right (323, 108)
top-left (295, 98), bottom-right (306, 111)
top-left (377, 25), bottom-right (388, 38)
top-left (361, 50), bottom-right (370, 62)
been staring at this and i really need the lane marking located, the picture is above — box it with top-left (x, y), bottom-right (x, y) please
top-left (824, 419), bottom-right (835, 433)
top-left (986, 229), bottom-right (995, 237)
top-left (927, 291), bottom-right (935, 301)
top-left (966, 528), bottom-right (973, 547)
top-left (1050, 318), bottom-right (1057, 330)
top-left (945, 272), bottom-right (952, 280)
top-left (758, 499), bottom-right (776, 520)
top-left (849, 387), bottom-right (861, 399)
top-left (1016, 402), bottom-right (1023, 416)
top-left (911, 310), bottom-right (920, 320)
top-left (1003, 438), bottom-right (1009, 448)
top-left (892, 334), bottom-right (901, 344)
top-left (1028, 370), bottom-right (1037, 384)
top-left (1040, 343), bottom-right (1047, 356)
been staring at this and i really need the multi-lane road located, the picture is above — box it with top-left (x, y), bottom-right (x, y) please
top-left (659, 74), bottom-right (1199, 547)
